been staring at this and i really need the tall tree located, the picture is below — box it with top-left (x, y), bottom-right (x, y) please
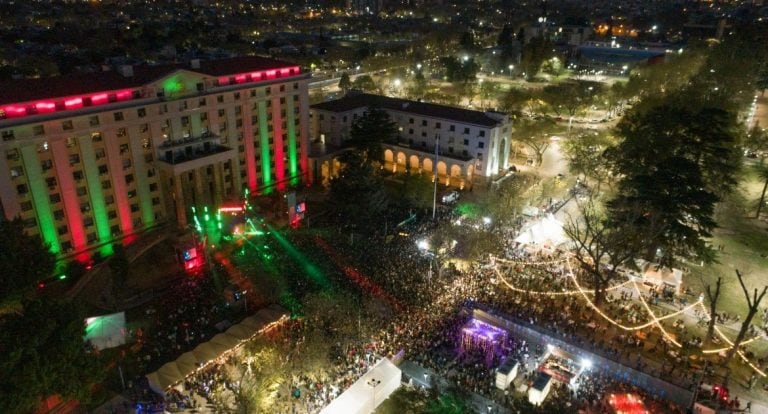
top-left (561, 130), bottom-right (615, 191)
top-left (723, 270), bottom-right (768, 367)
top-left (564, 200), bottom-right (642, 305)
top-left (352, 75), bottom-right (377, 93)
top-left (338, 72), bottom-right (352, 94)
top-left (519, 36), bottom-right (553, 80)
top-left (512, 118), bottom-right (560, 166)
top-left (606, 104), bottom-right (741, 266)
top-left (754, 163), bottom-right (768, 219)
top-left (704, 276), bottom-right (722, 341)
top-left (0, 298), bottom-right (104, 413)
top-left (349, 107), bottom-right (398, 164)
top-left (0, 218), bottom-right (56, 302)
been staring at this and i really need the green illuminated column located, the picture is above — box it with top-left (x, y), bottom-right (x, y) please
top-left (286, 96), bottom-right (299, 184)
top-left (128, 126), bottom-right (155, 227)
top-left (20, 145), bottom-right (60, 253)
top-left (257, 101), bottom-right (272, 191)
top-left (80, 135), bottom-right (112, 246)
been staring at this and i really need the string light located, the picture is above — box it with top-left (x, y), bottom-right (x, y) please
top-left (495, 266), bottom-right (631, 296)
top-left (493, 255), bottom-right (768, 376)
top-left (494, 256), bottom-right (569, 266)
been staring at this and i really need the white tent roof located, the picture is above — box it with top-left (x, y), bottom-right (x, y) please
top-left (146, 306), bottom-right (288, 394)
top-left (514, 213), bottom-right (567, 247)
top-left (320, 358), bottom-right (402, 414)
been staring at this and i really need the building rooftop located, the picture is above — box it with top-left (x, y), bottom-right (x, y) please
top-left (311, 93), bottom-right (506, 128)
top-left (0, 56), bottom-right (299, 106)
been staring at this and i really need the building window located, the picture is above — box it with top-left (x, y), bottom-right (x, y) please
top-left (41, 159), bottom-right (53, 171)
top-left (24, 218), bottom-right (36, 228)
top-left (478, 141), bottom-right (485, 149)
top-left (479, 130), bottom-right (486, 137)
top-left (114, 112), bottom-right (124, 121)
top-left (119, 144), bottom-right (129, 154)
top-left (80, 202), bottom-right (90, 213)
top-left (138, 108), bottom-right (147, 118)
top-left (84, 218), bottom-right (94, 228)
top-left (179, 101), bottom-right (188, 110)
top-left (409, 118), bottom-right (414, 124)
top-left (199, 98), bottom-right (206, 107)
top-left (130, 203), bottom-right (139, 212)
top-left (50, 193), bottom-right (61, 203)
top-left (33, 125), bottom-right (45, 136)
top-left (69, 154), bottom-right (80, 165)
top-left (92, 132), bottom-right (102, 142)
top-left (38, 141), bottom-right (49, 152)
top-left (1, 130), bottom-right (14, 141)
top-left (58, 225), bottom-right (68, 236)
top-left (110, 224), bottom-right (120, 234)
top-left (108, 209), bottom-right (117, 218)
top-left (463, 139), bottom-right (469, 146)
top-left (89, 116), bottom-right (100, 126)
top-left (16, 184), bottom-right (28, 195)
top-left (477, 152), bottom-right (483, 160)
top-left (62, 120), bottom-right (74, 130)
top-left (45, 177), bottom-right (56, 187)
top-left (21, 201), bottom-right (33, 212)
top-left (408, 128), bottom-right (414, 134)
top-left (128, 190), bottom-right (137, 199)
top-left (449, 125), bottom-right (455, 132)
top-left (53, 209), bottom-right (64, 220)
top-left (102, 180), bottom-right (111, 189)
top-left (66, 137), bottom-right (77, 147)
top-left (436, 122), bottom-right (442, 128)
top-left (76, 187), bottom-right (87, 196)
top-left (87, 233), bottom-right (97, 243)
top-left (10, 166), bottom-right (23, 177)
top-left (463, 127), bottom-right (470, 134)
top-left (234, 92), bottom-right (241, 100)
top-left (149, 183), bottom-right (158, 192)
top-left (125, 174), bottom-right (134, 184)
top-left (73, 171), bottom-right (84, 181)
top-left (98, 164), bottom-right (108, 175)
top-left (152, 197), bottom-right (160, 205)
top-left (421, 120), bottom-right (427, 126)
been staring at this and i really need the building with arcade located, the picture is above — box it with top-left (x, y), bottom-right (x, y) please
top-left (0, 57), bottom-right (310, 257)
top-left (309, 92), bottom-right (512, 189)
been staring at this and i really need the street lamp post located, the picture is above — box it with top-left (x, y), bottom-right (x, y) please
top-left (432, 134), bottom-right (440, 220)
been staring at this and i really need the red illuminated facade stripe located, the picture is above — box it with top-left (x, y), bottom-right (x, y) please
top-left (51, 140), bottom-right (88, 251)
top-left (216, 66), bottom-right (301, 87)
top-left (272, 97), bottom-right (286, 191)
top-left (1, 65), bottom-right (301, 120)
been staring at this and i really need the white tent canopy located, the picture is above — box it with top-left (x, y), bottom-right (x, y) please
top-left (146, 306), bottom-right (288, 395)
top-left (320, 358), bottom-right (401, 414)
top-left (514, 213), bottom-right (567, 247)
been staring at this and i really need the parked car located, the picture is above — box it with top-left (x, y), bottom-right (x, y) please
top-left (441, 191), bottom-right (459, 204)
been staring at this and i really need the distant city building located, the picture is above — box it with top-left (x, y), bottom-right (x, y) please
top-left (0, 57), bottom-right (310, 257)
top-left (574, 42), bottom-right (668, 76)
top-left (310, 92), bottom-right (512, 189)
top-left (347, 0), bottom-right (383, 15)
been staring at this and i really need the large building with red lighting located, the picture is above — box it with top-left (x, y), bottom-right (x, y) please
top-left (0, 57), bottom-right (310, 257)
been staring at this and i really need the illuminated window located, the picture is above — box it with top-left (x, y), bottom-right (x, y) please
top-left (80, 202), bottom-right (90, 212)
top-left (69, 154), bottom-right (80, 165)
top-left (10, 166), bottom-right (23, 177)
top-left (92, 132), bottom-right (102, 142)
top-left (66, 137), bottom-right (76, 147)
top-left (95, 149), bottom-right (106, 160)
top-left (38, 141), bottom-right (49, 152)
top-left (117, 128), bottom-right (127, 137)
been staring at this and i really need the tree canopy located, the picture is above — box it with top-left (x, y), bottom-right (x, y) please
top-left (0, 298), bottom-right (103, 414)
top-left (606, 104), bottom-right (742, 266)
top-left (0, 218), bottom-right (56, 302)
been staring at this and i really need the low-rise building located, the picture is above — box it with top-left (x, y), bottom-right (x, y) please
top-left (310, 92), bottom-right (512, 189)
